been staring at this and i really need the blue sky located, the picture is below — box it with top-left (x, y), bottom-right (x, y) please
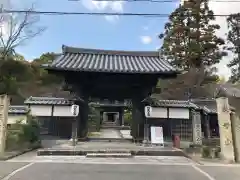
top-left (11, 0), bottom-right (178, 60)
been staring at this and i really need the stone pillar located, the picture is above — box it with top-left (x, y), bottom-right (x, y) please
top-left (216, 97), bottom-right (235, 162)
top-left (230, 112), bottom-right (240, 162)
top-left (0, 95), bottom-right (9, 154)
top-left (192, 111), bottom-right (202, 145)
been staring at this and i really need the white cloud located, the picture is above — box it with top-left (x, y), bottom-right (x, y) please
top-left (209, 1), bottom-right (240, 80)
top-left (81, 0), bottom-right (125, 22)
top-left (143, 26), bottom-right (149, 31)
top-left (140, 36), bottom-right (152, 45)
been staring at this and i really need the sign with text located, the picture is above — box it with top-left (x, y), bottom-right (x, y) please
top-left (71, 104), bottom-right (79, 117)
top-left (151, 126), bottom-right (164, 144)
top-left (144, 106), bottom-right (152, 118)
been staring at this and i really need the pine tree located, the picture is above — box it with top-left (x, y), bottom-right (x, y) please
top-left (159, 0), bottom-right (226, 70)
top-left (226, 13), bottom-right (240, 83)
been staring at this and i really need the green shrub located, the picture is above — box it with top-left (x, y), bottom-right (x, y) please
top-left (6, 114), bottom-right (40, 150)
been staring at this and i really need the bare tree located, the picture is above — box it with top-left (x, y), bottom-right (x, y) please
top-left (0, 1), bottom-right (45, 59)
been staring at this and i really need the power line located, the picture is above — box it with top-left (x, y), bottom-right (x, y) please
top-left (69, 0), bottom-right (240, 2)
top-left (1, 9), bottom-right (237, 17)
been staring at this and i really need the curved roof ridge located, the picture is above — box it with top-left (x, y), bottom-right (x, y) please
top-left (62, 45), bottom-right (160, 57)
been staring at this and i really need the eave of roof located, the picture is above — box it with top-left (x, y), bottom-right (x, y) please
top-left (44, 45), bottom-right (179, 75)
top-left (143, 97), bottom-right (219, 114)
top-left (142, 97), bottom-right (198, 109)
top-left (190, 99), bottom-right (217, 114)
top-left (8, 106), bottom-right (29, 114)
top-left (89, 102), bottom-right (127, 107)
top-left (24, 96), bottom-right (76, 105)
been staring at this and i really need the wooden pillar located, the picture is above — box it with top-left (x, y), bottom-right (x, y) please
top-left (216, 97), bottom-right (235, 162)
top-left (77, 96), bottom-right (89, 139)
top-left (71, 118), bottom-right (77, 141)
top-left (119, 108), bottom-right (124, 126)
top-left (100, 111), bottom-right (103, 125)
top-left (131, 97), bottom-right (145, 140)
top-left (121, 108), bottom-right (125, 126)
top-left (204, 114), bottom-right (211, 138)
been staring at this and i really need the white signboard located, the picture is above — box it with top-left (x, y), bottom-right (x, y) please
top-left (151, 126), bottom-right (164, 144)
top-left (144, 106), bottom-right (152, 118)
top-left (71, 104), bottom-right (79, 117)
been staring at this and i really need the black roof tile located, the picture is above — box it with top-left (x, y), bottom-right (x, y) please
top-left (8, 106), bottom-right (29, 114)
top-left (24, 96), bottom-right (74, 105)
top-left (190, 99), bottom-right (217, 114)
top-left (143, 97), bottom-right (220, 114)
top-left (143, 98), bottom-right (198, 108)
top-left (45, 45), bottom-right (178, 74)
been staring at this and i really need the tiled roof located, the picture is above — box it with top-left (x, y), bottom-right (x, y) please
top-left (143, 97), bottom-right (219, 114)
top-left (143, 98), bottom-right (198, 108)
top-left (8, 106), bottom-right (29, 114)
top-left (44, 45), bottom-right (178, 74)
top-left (24, 96), bottom-right (74, 105)
top-left (190, 99), bottom-right (217, 114)
top-left (90, 101), bottom-right (127, 107)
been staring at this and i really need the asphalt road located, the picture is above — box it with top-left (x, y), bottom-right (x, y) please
top-left (0, 161), bottom-right (240, 180)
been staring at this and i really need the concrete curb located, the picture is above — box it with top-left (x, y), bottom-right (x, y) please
top-left (87, 138), bottom-right (133, 142)
top-left (86, 153), bottom-right (133, 158)
top-left (37, 149), bottom-right (187, 157)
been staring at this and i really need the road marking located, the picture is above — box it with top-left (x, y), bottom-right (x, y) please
top-left (2, 162), bottom-right (34, 180)
top-left (191, 164), bottom-right (216, 180)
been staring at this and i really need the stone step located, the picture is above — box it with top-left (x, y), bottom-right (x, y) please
top-left (86, 152), bottom-right (132, 158)
top-left (101, 125), bottom-right (130, 130)
top-left (37, 148), bottom-right (186, 157)
top-left (88, 137), bottom-right (132, 142)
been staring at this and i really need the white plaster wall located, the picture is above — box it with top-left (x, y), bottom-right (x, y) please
top-left (151, 107), bottom-right (168, 118)
top-left (8, 114), bottom-right (27, 124)
top-left (29, 105), bottom-right (52, 116)
top-left (53, 106), bottom-right (73, 117)
top-left (169, 108), bottom-right (189, 119)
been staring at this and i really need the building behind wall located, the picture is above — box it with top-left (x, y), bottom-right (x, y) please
top-left (90, 99), bottom-right (128, 127)
top-left (21, 95), bottom-right (223, 146)
top-left (143, 98), bottom-right (221, 146)
top-left (24, 96), bottom-right (75, 138)
top-left (8, 106), bottom-right (29, 125)
top-left (24, 96), bottom-right (129, 138)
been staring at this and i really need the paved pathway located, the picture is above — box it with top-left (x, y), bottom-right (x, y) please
top-left (2, 149), bottom-right (240, 180)
top-left (99, 128), bottom-right (122, 138)
top-left (1, 160), bottom-right (240, 180)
